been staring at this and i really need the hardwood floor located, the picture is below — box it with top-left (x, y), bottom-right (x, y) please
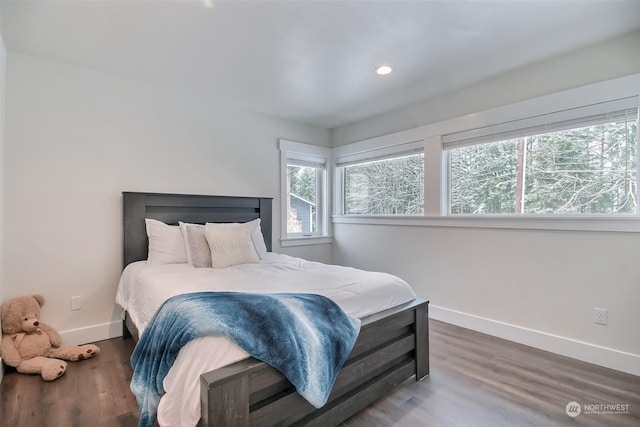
top-left (341, 321), bottom-right (640, 427)
top-left (1, 320), bottom-right (638, 426)
top-left (0, 337), bottom-right (139, 427)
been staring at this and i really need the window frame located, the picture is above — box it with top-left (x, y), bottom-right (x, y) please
top-left (279, 139), bottom-right (332, 246)
top-left (331, 73), bottom-right (640, 233)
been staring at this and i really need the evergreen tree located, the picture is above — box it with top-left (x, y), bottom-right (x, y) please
top-left (450, 120), bottom-right (637, 214)
top-left (344, 154), bottom-right (424, 214)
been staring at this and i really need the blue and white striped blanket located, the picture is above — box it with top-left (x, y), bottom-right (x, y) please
top-left (130, 291), bottom-right (361, 427)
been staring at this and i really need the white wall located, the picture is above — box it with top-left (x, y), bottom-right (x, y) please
top-left (333, 225), bottom-right (640, 374)
top-left (331, 32), bottom-right (640, 375)
top-left (2, 52), bottom-right (330, 344)
top-left (0, 6), bottom-right (6, 382)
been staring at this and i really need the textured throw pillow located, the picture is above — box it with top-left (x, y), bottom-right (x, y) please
top-left (205, 219), bottom-right (268, 258)
top-left (204, 224), bottom-right (260, 268)
top-left (179, 222), bottom-right (213, 268)
top-left (145, 218), bottom-right (187, 265)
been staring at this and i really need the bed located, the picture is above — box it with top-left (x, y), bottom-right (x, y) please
top-left (118, 191), bottom-right (429, 427)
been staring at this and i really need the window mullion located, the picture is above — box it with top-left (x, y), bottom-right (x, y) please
top-left (424, 135), bottom-right (442, 216)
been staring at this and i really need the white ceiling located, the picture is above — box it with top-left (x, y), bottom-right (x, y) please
top-left (2, 0), bottom-right (640, 129)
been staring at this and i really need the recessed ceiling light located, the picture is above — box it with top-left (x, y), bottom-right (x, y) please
top-left (375, 65), bottom-right (394, 76)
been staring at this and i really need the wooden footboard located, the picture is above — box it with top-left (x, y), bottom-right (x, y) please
top-left (198, 298), bottom-right (429, 427)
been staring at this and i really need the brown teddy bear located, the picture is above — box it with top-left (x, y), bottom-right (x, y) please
top-left (0, 294), bottom-right (100, 381)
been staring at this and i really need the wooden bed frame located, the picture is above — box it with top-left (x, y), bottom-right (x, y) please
top-left (121, 191), bottom-right (429, 427)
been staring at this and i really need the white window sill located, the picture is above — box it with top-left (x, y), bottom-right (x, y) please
top-left (281, 236), bottom-right (334, 247)
top-left (332, 215), bottom-right (640, 233)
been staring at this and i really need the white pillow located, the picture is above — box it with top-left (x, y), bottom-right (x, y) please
top-left (205, 219), bottom-right (267, 258)
top-left (145, 218), bottom-right (187, 265)
top-left (179, 222), bottom-right (213, 268)
top-left (204, 223), bottom-right (259, 268)
top-left (246, 218), bottom-right (268, 258)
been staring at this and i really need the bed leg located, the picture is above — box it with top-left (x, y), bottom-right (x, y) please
top-left (415, 301), bottom-right (429, 380)
top-left (122, 319), bottom-right (132, 340)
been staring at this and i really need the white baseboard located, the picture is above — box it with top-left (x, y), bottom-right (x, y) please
top-left (429, 305), bottom-right (640, 376)
top-left (59, 320), bottom-right (122, 346)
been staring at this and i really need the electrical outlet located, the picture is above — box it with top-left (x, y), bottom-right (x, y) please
top-left (593, 307), bottom-right (608, 325)
top-left (71, 296), bottom-right (82, 311)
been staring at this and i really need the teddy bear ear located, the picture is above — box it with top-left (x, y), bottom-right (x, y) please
top-left (32, 294), bottom-right (45, 306)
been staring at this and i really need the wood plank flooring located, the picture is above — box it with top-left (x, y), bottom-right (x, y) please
top-left (0, 337), bottom-right (139, 427)
top-left (341, 320), bottom-right (640, 427)
top-left (1, 320), bottom-right (638, 427)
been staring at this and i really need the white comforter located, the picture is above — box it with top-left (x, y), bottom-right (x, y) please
top-left (116, 253), bottom-right (416, 427)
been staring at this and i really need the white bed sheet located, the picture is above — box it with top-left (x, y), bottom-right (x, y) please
top-left (116, 252), bottom-right (416, 427)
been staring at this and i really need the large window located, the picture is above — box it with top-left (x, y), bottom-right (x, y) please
top-left (446, 98), bottom-right (638, 215)
top-left (279, 139), bottom-right (329, 243)
top-left (323, 75), bottom-right (640, 233)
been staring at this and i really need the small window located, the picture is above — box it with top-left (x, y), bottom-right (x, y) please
top-left (445, 98), bottom-right (638, 215)
top-left (286, 159), bottom-right (323, 235)
top-left (339, 148), bottom-right (424, 215)
top-left (279, 140), bottom-right (329, 241)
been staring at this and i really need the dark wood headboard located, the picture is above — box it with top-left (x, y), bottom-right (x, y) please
top-left (122, 192), bottom-right (273, 267)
